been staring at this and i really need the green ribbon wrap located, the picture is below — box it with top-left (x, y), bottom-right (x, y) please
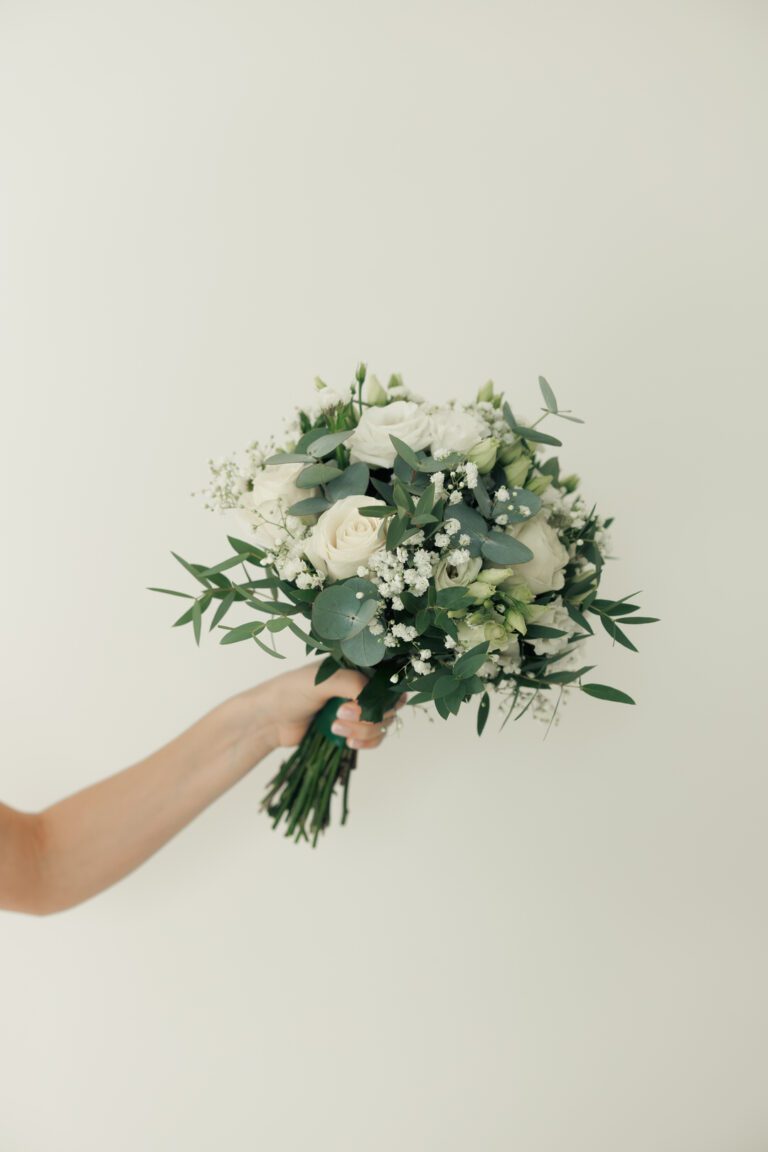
top-left (312, 696), bottom-right (348, 748)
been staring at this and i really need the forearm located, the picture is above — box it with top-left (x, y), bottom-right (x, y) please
top-left (11, 692), bottom-right (275, 915)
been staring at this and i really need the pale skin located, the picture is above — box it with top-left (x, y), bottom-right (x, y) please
top-left (0, 665), bottom-right (403, 917)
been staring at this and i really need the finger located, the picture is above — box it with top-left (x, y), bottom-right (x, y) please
top-left (346, 734), bottom-right (385, 751)
top-left (331, 718), bottom-right (391, 743)
top-left (335, 700), bottom-right (361, 722)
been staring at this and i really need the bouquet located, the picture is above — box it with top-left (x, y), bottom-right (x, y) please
top-left (154, 367), bottom-right (656, 845)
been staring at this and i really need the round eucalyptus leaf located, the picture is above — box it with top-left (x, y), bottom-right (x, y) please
top-left (480, 531), bottom-right (534, 565)
top-left (340, 626), bottom-right (386, 667)
top-left (311, 578), bottom-right (380, 640)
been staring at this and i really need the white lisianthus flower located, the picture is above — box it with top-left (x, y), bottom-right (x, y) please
top-left (304, 495), bottom-right (387, 581)
top-left (456, 616), bottom-right (510, 652)
top-left (429, 406), bottom-right (488, 456)
top-left (347, 400), bottom-right (432, 469)
top-left (506, 509), bottom-right (570, 595)
top-left (249, 461), bottom-right (316, 511)
top-left (237, 495), bottom-right (304, 552)
top-left (528, 598), bottom-right (582, 657)
top-left (434, 554), bottom-right (482, 590)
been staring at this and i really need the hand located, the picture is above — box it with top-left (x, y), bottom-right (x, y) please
top-left (244, 663), bottom-right (406, 752)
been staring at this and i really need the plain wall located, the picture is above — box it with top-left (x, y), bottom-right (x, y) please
top-left (1, 2), bottom-right (767, 1150)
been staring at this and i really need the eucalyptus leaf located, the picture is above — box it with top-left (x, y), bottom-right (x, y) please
top-left (325, 462), bottom-right (370, 500)
top-left (311, 578), bottom-right (379, 640)
top-left (296, 462), bottom-right (343, 488)
top-left (286, 496), bottom-right (331, 516)
top-left (264, 452), bottom-right (314, 465)
top-left (512, 425), bottom-right (563, 447)
top-left (307, 429), bottom-right (353, 458)
top-left (481, 531), bottom-right (534, 565)
top-left (340, 626), bottom-right (386, 667)
top-left (538, 375), bottom-right (558, 413)
top-left (476, 691), bottom-right (490, 735)
top-left (580, 683), bottom-right (636, 705)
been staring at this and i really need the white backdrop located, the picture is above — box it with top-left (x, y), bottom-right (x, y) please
top-left (1, 3), bottom-right (767, 1150)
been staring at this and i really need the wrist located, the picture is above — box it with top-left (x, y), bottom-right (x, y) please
top-left (218, 686), bottom-right (280, 771)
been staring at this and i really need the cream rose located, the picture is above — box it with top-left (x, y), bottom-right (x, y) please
top-left (429, 406), bottom-right (488, 456)
top-left (250, 461), bottom-right (316, 510)
top-left (304, 495), bottom-right (387, 581)
top-left (347, 400), bottom-right (432, 469)
top-left (237, 495), bottom-right (303, 552)
top-left (506, 510), bottom-right (569, 595)
top-left (434, 553), bottom-right (482, 591)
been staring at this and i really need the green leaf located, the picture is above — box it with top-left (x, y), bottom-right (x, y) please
top-left (198, 554), bottom-right (252, 577)
top-left (357, 667), bottom-right (402, 722)
top-left (265, 616), bottom-right (290, 632)
top-left (433, 676), bottom-right (460, 700)
top-left (434, 587), bottom-right (473, 609)
top-left (476, 691), bottom-right (491, 735)
top-left (296, 462), bottom-right (344, 488)
top-left (580, 683), bottom-right (636, 705)
top-left (389, 434), bottom-right (422, 470)
top-left (192, 598), bottom-right (202, 645)
top-left (307, 430), bottom-right (353, 457)
top-left (148, 587), bottom-right (195, 599)
top-left (325, 462), bottom-right (370, 500)
top-left (358, 505), bottom-right (397, 518)
top-left (524, 624), bottom-right (568, 640)
top-left (513, 425), bottom-right (563, 447)
top-left (480, 531), bottom-right (534, 565)
top-left (414, 482), bottom-right (436, 518)
top-left (209, 589), bottom-right (236, 630)
top-left (497, 487), bottom-right (542, 523)
top-left (386, 514), bottom-right (411, 551)
top-left (538, 375), bottom-right (558, 413)
top-left (554, 412), bottom-right (585, 424)
top-left (453, 643), bottom-right (490, 679)
top-left (619, 616), bottom-right (660, 625)
top-left (599, 615), bottom-right (638, 652)
top-left (171, 552), bottom-right (213, 588)
top-left (220, 619), bottom-right (266, 645)
top-left (340, 626), bottom-right (387, 667)
top-left (264, 452), bottom-right (314, 465)
top-left (311, 578), bottom-right (379, 641)
top-left (565, 603), bottom-right (593, 635)
top-left (226, 536), bottom-right (265, 562)
top-left (286, 496), bottom-right (331, 516)
top-left (295, 426), bottom-right (333, 453)
top-left (314, 656), bottom-right (341, 685)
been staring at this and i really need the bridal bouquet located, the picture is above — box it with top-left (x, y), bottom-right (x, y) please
top-left (154, 367), bottom-right (656, 844)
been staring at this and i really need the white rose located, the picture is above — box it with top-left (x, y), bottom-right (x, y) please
top-left (429, 406), bottom-right (488, 456)
top-left (456, 616), bottom-right (510, 652)
top-left (249, 461), bottom-right (316, 511)
top-left (347, 400), bottom-right (432, 470)
top-left (506, 509), bottom-right (570, 594)
top-left (528, 598), bottom-right (582, 657)
top-left (236, 496), bottom-right (303, 552)
top-left (304, 495), bottom-right (387, 581)
top-left (434, 554), bottom-right (482, 590)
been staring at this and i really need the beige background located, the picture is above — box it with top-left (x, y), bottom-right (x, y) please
top-left (1, 2), bottom-right (767, 1149)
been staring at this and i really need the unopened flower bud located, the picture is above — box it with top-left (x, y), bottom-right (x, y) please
top-left (526, 473), bottom-right (552, 496)
top-left (355, 362), bottom-right (367, 385)
top-left (466, 437), bottom-right (499, 475)
top-left (503, 458), bottom-right (529, 488)
top-left (476, 379), bottom-right (495, 403)
top-left (363, 373), bottom-right (388, 406)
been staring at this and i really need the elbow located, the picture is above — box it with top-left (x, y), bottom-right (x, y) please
top-left (8, 813), bottom-right (71, 917)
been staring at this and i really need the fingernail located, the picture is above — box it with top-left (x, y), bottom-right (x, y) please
top-left (331, 722), bottom-right (348, 736)
top-left (337, 703), bottom-right (358, 720)
top-left (347, 738), bottom-right (363, 749)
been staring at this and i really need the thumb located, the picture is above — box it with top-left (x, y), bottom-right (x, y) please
top-left (315, 667), bottom-right (369, 706)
